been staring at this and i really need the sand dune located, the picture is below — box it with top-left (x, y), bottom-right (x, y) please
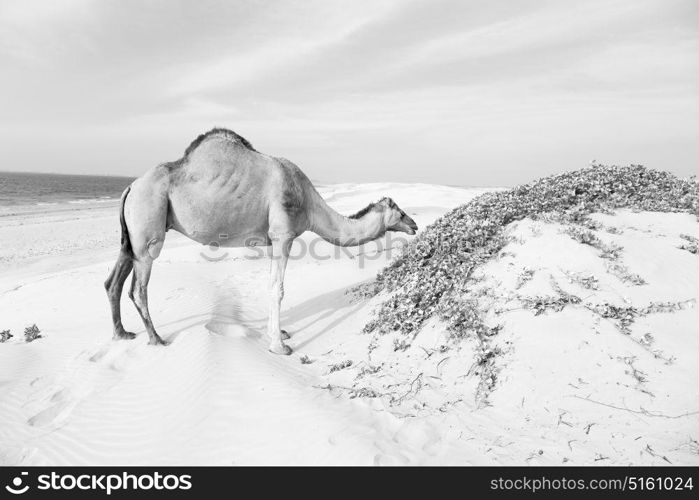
top-left (0, 183), bottom-right (697, 465)
top-left (317, 210), bottom-right (699, 464)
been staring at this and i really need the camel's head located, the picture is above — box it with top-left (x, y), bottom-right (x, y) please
top-left (378, 197), bottom-right (418, 235)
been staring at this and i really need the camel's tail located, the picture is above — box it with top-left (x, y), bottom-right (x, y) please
top-left (119, 185), bottom-right (133, 258)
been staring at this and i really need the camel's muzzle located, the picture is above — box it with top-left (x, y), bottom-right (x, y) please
top-left (401, 214), bottom-right (418, 235)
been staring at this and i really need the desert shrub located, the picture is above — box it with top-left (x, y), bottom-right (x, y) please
top-left (360, 165), bottom-right (699, 340)
top-left (587, 303), bottom-right (638, 333)
top-left (605, 262), bottom-right (647, 286)
top-left (328, 360), bottom-right (353, 373)
top-left (566, 226), bottom-right (603, 247)
top-left (586, 300), bottom-right (692, 335)
top-left (0, 330), bottom-right (12, 343)
top-left (679, 234), bottom-right (699, 255)
top-left (515, 267), bottom-right (535, 289)
top-left (518, 278), bottom-right (582, 316)
top-left (563, 271), bottom-right (599, 290)
top-left (565, 226), bottom-right (623, 260)
top-left (24, 324), bottom-right (42, 343)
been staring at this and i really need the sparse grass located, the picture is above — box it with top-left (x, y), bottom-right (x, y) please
top-left (299, 355), bottom-right (314, 364)
top-left (598, 242), bottom-right (624, 260)
top-left (605, 262), bottom-right (647, 286)
top-left (566, 226), bottom-right (603, 247)
top-left (393, 338), bottom-right (410, 351)
top-left (515, 267), bottom-right (535, 289)
top-left (517, 277), bottom-right (582, 316)
top-left (0, 330), bottom-right (12, 343)
top-left (641, 301), bottom-right (693, 315)
top-left (565, 226), bottom-right (623, 260)
top-left (673, 437), bottom-right (699, 456)
top-left (585, 299), bottom-right (692, 363)
top-left (24, 324), bottom-right (41, 343)
top-left (356, 364), bottom-right (381, 379)
top-left (349, 387), bottom-right (381, 399)
top-left (640, 332), bottom-right (654, 346)
top-left (470, 345), bottom-right (502, 403)
top-left (328, 360), bottom-right (353, 373)
top-left (587, 303), bottom-right (638, 332)
top-left (518, 294), bottom-right (580, 316)
top-left (620, 356), bottom-right (648, 384)
top-left (563, 270), bottom-right (599, 290)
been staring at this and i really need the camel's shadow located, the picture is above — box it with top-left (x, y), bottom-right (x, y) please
top-left (128, 285), bottom-right (260, 343)
top-left (124, 280), bottom-right (372, 349)
top-left (279, 282), bottom-right (371, 349)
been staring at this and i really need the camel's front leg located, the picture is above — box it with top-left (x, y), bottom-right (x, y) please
top-left (267, 235), bottom-right (293, 355)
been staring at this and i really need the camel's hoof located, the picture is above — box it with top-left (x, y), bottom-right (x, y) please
top-left (148, 336), bottom-right (170, 346)
top-left (113, 331), bottom-right (136, 341)
top-left (269, 342), bottom-right (292, 355)
top-left (281, 329), bottom-right (291, 340)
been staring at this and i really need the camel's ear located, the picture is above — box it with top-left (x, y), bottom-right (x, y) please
top-left (378, 197), bottom-right (396, 208)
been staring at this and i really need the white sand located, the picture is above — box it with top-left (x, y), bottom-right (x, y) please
top-left (0, 183), bottom-right (697, 465)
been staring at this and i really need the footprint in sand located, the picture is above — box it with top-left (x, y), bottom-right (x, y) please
top-left (205, 320), bottom-right (260, 339)
top-left (27, 344), bottom-right (133, 426)
top-left (29, 376), bottom-right (49, 388)
top-left (89, 346), bottom-right (111, 363)
top-left (50, 388), bottom-right (71, 402)
top-left (25, 380), bottom-right (88, 428)
top-left (87, 341), bottom-right (147, 372)
top-left (108, 348), bottom-right (144, 372)
top-left (27, 399), bottom-right (75, 427)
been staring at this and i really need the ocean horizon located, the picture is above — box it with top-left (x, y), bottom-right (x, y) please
top-left (0, 171), bottom-right (135, 207)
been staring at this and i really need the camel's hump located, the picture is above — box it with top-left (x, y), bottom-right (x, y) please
top-left (183, 128), bottom-right (256, 158)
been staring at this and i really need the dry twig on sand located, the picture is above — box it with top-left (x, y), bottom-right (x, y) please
top-left (570, 395), bottom-right (699, 419)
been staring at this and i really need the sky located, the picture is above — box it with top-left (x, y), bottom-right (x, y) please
top-left (0, 0), bottom-right (697, 186)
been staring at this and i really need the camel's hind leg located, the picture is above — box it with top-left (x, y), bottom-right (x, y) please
top-left (104, 250), bottom-right (135, 340)
top-left (129, 257), bottom-right (168, 346)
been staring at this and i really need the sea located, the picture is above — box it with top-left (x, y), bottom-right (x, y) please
top-left (0, 171), bottom-right (135, 208)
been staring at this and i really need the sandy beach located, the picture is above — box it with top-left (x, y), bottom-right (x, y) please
top-left (0, 181), bottom-right (697, 465)
top-left (0, 183), bottom-right (477, 464)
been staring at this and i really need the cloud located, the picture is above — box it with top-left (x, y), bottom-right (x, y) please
top-left (0, 0), bottom-right (696, 183)
top-left (165, 0), bottom-right (402, 96)
top-left (0, 0), bottom-right (96, 64)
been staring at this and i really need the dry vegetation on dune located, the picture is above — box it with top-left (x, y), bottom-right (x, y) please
top-left (345, 165), bottom-right (699, 409)
top-left (361, 165), bottom-right (698, 341)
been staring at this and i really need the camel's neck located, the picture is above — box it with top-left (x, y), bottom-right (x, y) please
top-left (308, 192), bottom-right (386, 247)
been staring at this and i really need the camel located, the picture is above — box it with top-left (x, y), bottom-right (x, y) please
top-left (104, 128), bottom-right (418, 354)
